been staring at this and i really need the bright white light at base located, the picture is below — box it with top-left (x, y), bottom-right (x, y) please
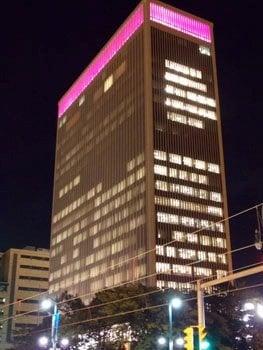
top-left (61, 338), bottom-right (69, 347)
top-left (38, 336), bottom-right (49, 347)
top-left (175, 337), bottom-right (184, 346)
top-left (171, 297), bottom-right (182, 309)
top-left (41, 299), bottom-right (53, 310)
top-left (256, 303), bottom-right (263, 318)
top-left (243, 314), bottom-right (250, 322)
top-left (200, 340), bottom-right (210, 349)
top-left (244, 302), bottom-right (255, 311)
top-left (158, 336), bottom-right (167, 345)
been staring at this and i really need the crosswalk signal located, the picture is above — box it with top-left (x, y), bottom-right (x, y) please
top-left (183, 327), bottom-right (193, 350)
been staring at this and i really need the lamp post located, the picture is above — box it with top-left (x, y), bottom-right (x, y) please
top-left (168, 298), bottom-right (182, 350)
top-left (41, 298), bottom-right (60, 350)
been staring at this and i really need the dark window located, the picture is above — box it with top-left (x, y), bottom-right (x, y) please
top-left (20, 265), bottom-right (49, 271)
top-left (21, 255), bottom-right (49, 261)
top-left (19, 276), bottom-right (48, 281)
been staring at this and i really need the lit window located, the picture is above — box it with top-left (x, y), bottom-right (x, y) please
top-left (187, 233), bottom-right (198, 243)
top-left (208, 163), bottom-right (220, 173)
top-left (208, 252), bottom-right (217, 263)
top-left (165, 97), bottom-right (216, 120)
top-left (154, 164), bottom-right (167, 176)
top-left (154, 150), bottom-right (167, 161)
top-left (166, 246), bottom-right (176, 258)
top-left (169, 153), bottom-right (182, 164)
top-left (195, 160), bottom-right (206, 170)
top-left (167, 111), bottom-right (204, 129)
top-left (165, 60), bottom-right (202, 80)
top-left (172, 264), bottom-right (192, 275)
top-left (194, 267), bottom-right (212, 277)
top-left (78, 95), bottom-right (85, 106)
top-left (104, 75), bottom-right (113, 92)
top-left (169, 168), bottom-right (177, 178)
top-left (156, 245), bottom-right (165, 256)
top-left (200, 235), bottom-right (211, 246)
top-left (197, 251), bottom-right (207, 261)
top-left (172, 231), bottom-right (185, 242)
top-left (157, 212), bottom-right (179, 224)
top-left (210, 192), bottom-right (222, 202)
top-left (164, 71), bottom-right (206, 92)
top-left (218, 254), bottom-right (227, 264)
top-left (178, 248), bottom-right (196, 260)
top-left (199, 46), bottom-right (211, 56)
top-left (155, 180), bottom-right (168, 192)
top-left (156, 262), bottom-right (170, 273)
top-left (183, 157), bottom-right (193, 167)
top-left (179, 170), bottom-right (188, 180)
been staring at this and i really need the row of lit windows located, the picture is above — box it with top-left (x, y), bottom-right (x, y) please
top-left (165, 97), bottom-right (216, 120)
top-left (94, 167), bottom-right (145, 208)
top-left (59, 175), bottom-right (80, 198)
top-left (127, 153), bottom-right (144, 172)
top-left (92, 214), bottom-right (145, 249)
top-left (54, 165), bottom-right (144, 226)
top-left (156, 245), bottom-right (227, 264)
top-left (51, 216), bottom-right (145, 283)
top-left (156, 262), bottom-right (227, 278)
top-left (52, 180), bottom-right (145, 248)
top-left (154, 164), bottom-right (208, 185)
top-left (165, 85), bottom-right (216, 108)
top-left (157, 211), bottom-right (224, 232)
top-left (167, 111), bottom-right (204, 129)
top-left (90, 197), bottom-right (145, 237)
top-left (154, 150), bottom-right (220, 174)
top-left (155, 180), bottom-right (222, 203)
top-left (53, 183), bottom-right (101, 223)
top-left (155, 196), bottom-right (223, 217)
top-left (170, 230), bottom-right (227, 249)
top-left (164, 71), bottom-right (207, 93)
top-left (157, 279), bottom-right (194, 291)
top-left (165, 59), bottom-right (202, 80)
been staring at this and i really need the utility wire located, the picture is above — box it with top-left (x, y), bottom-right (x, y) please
top-left (2, 202), bottom-right (262, 310)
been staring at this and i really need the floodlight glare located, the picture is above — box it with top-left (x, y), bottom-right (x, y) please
top-left (41, 299), bottom-right (53, 310)
top-left (38, 336), bottom-right (49, 347)
top-left (158, 336), bottom-right (167, 346)
top-left (171, 297), bottom-right (182, 309)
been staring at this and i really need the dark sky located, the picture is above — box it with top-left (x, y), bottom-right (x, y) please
top-left (1, 1), bottom-right (262, 270)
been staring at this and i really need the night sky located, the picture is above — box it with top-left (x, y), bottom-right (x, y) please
top-left (1, 1), bottom-right (262, 270)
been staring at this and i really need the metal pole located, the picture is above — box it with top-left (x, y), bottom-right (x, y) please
top-left (168, 303), bottom-right (173, 350)
top-left (51, 303), bottom-right (58, 350)
top-left (197, 280), bottom-right (205, 328)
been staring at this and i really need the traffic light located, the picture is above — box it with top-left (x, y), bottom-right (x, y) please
top-left (183, 326), bottom-right (193, 350)
top-left (198, 326), bottom-right (210, 349)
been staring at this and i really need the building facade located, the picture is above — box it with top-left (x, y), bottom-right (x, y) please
top-left (0, 247), bottom-right (49, 348)
top-left (50, 0), bottom-right (232, 301)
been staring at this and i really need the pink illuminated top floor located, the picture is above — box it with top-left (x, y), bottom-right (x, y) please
top-left (58, 1), bottom-right (212, 118)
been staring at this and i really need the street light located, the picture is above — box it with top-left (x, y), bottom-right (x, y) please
top-left (168, 297), bottom-right (183, 350)
top-left (60, 337), bottom-right (70, 348)
top-left (40, 298), bottom-right (60, 350)
top-left (175, 337), bottom-right (184, 347)
top-left (158, 336), bottom-right (167, 346)
top-left (256, 303), bottom-right (263, 318)
top-left (38, 336), bottom-right (49, 348)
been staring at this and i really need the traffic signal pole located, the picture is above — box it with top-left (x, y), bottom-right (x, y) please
top-left (197, 280), bottom-right (205, 327)
top-left (197, 264), bottom-right (263, 327)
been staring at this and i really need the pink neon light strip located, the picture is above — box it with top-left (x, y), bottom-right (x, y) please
top-left (150, 3), bottom-right (211, 43)
top-left (58, 5), bottom-right (144, 117)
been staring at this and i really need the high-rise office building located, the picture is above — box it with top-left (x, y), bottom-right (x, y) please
top-left (0, 247), bottom-right (49, 348)
top-left (50, 0), bottom-right (232, 300)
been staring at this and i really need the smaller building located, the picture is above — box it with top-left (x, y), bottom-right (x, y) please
top-left (0, 281), bottom-right (11, 349)
top-left (0, 247), bottom-right (49, 349)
